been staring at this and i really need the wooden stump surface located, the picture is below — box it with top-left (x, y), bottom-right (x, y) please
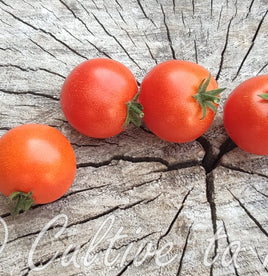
top-left (0, 0), bottom-right (267, 275)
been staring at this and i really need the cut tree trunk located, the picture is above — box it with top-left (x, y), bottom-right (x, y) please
top-left (0, 0), bottom-right (267, 275)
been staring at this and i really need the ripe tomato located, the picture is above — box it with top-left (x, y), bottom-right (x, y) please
top-left (60, 58), bottom-right (143, 138)
top-left (0, 124), bottom-right (76, 213)
top-left (224, 75), bottom-right (268, 155)
top-left (139, 60), bottom-right (224, 143)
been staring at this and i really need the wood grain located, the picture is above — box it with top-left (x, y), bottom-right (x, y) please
top-left (0, 0), bottom-right (267, 275)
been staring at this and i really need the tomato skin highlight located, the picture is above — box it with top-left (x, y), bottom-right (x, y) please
top-left (224, 75), bottom-right (268, 155)
top-left (60, 58), bottom-right (138, 138)
top-left (139, 60), bottom-right (219, 143)
top-left (0, 124), bottom-right (76, 204)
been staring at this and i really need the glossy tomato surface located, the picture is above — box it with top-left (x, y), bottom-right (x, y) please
top-left (224, 75), bottom-right (268, 155)
top-left (60, 58), bottom-right (138, 138)
top-left (139, 60), bottom-right (219, 143)
top-left (0, 124), bottom-right (76, 204)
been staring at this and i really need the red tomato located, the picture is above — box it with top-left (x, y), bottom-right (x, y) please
top-left (224, 75), bottom-right (268, 155)
top-left (139, 60), bottom-right (224, 143)
top-left (0, 124), bottom-right (76, 213)
top-left (60, 58), bottom-right (141, 138)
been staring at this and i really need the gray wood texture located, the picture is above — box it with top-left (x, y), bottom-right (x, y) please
top-left (0, 0), bottom-right (267, 275)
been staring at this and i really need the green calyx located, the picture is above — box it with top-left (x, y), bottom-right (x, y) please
top-left (193, 74), bottom-right (225, 120)
top-left (258, 93), bottom-right (268, 100)
top-left (124, 90), bottom-right (144, 127)
top-left (9, 191), bottom-right (34, 215)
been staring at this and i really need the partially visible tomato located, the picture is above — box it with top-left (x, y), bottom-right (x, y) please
top-left (0, 124), bottom-right (76, 213)
top-left (60, 58), bottom-right (142, 138)
top-left (224, 75), bottom-right (268, 155)
top-left (139, 60), bottom-right (224, 143)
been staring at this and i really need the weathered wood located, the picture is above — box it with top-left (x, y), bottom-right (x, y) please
top-left (0, 0), bottom-right (267, 275)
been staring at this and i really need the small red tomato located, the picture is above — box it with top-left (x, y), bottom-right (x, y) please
top-left (60, 58), bottom-right (143, 138)
top-left (139, 60), bottom-right (224, 143)
top-left (0, 124), bottom-right (76, 213)
top-left (224, 75), bottom-right (268, 155)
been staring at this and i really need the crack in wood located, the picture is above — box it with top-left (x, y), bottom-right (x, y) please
top-left (2, 8), bottom-right (88, 60)
top-left (176, 223), bottom-right (193, 276)
top-left (0, 17), bottom-right (12, 27)
top-left (85, 0), bottom-right (97, 10)
top-left (160, 4), bottom-right (176, 60)
top-left (29, 38), bottom-right (68, 66)
top-left (121, 27), bottom-right (137, 48)
top-left (156, 187), bottom-right (194, 248)
top-left (7, 230), bottom-right (37, 248)
top-left (233, 0), bottom-right (238, 17)
top-left (191, 0), bottom-right (195, 15)
top-left (23, 0), bottom-right (36, 9)
top-left (77, 154), bottom-right (200, 172)
top-left (13, 103), bottom-right (40, 108)
top-left (0, 0), bottom-right (12, 8)
top-left (222, 220), bottom-right (240, 276)
top-left (221, 164), bottom-right (268, 179)
top-left (250, 184), bottom-right (268, 198)
top-left (81, 231), bottom-right (158, 265)
top-left (115, 232), bottom-right (158, 276)
top-left (0, 63), bottom-right (66, 78)
top-left (0, 127), bottom-right (11, 131)
top-left (136, 0), bottom-right (157, 27)
top-left (210, 0), bottom-right (213, 17)
top-left (115, 6), bottom-right (127, 25)
top-left (145, 42), bottom-right (158, 64)
top-left (91, 13), bottom-right (143, 70)
top-left (246, 0), bottom-right (256, 18)
top-left (121, 174), bottom-right (163, 193)
top-left (59, 0), bottom-right (94, 36)
top-left (195, 135), bottom-right (239, 276)
top-left (0, 46), bottom-right (16, 52)
top-left (194, 39), bottom-right (198, 64)
top-left (196, 133), bottom-right (262, 275)
top-left (0, 212), bottom-right (11, 218)
top-left (216, 17), bottom-right (233, 80)
top-left (113, 231), bottom-right (159, 252)
top-left (57, 9), bottom-right (110, 59)
top-left (107, 7), bottom-right (131, 43)
top-left (228, 188), bottom-right (268, 237)
top-left (197, 137), bottom-right (237, 173)
top-left (69, 195), bottom-right (160, 230)
top-left (233, 9), bottom-right (267, 81)
top-left (172, 0), bottom-right (176, 14)
top-left (181, 10), bottom-right (186, 27)
top-left (206, 173), bottom-right (217, 276)
top-left (116, 258), bottom-right (134, 275)
top-left (0, 88), bottom-right (59, 101)
top-left (60, 184), bottom-right (109, 200)
top-left (114, 0), bottom-right (123, 10)
top-left (86, 38), bottom-right (113, 58)
top-left (257, 62), bottom-right (268, 75)
top-left (63, 27), bottom-right (84, 44)
top-left (71, 142), bottom-right (103, 148)
top-left (167, 160), bottom-right (201, 171)
top-left (39, 3), bottom-right (62, 21)
top-left (77, 155), bottom-right (168, 169)
top-left (101, 4), bottom-right (136, 48)
top-left (255, 247), bottom-right (268, 273)
top-left (217, 4), bottom-right (224, 30)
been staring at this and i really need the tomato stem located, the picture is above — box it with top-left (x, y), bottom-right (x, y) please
top-left (124, 90), bottom-right (144, 127)
top-left (192, 74), bottom-right (225, 120)
top-left (258, 93), bottom-right (268, 100)
top-left (9, 191), bottom-right (34, 214)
